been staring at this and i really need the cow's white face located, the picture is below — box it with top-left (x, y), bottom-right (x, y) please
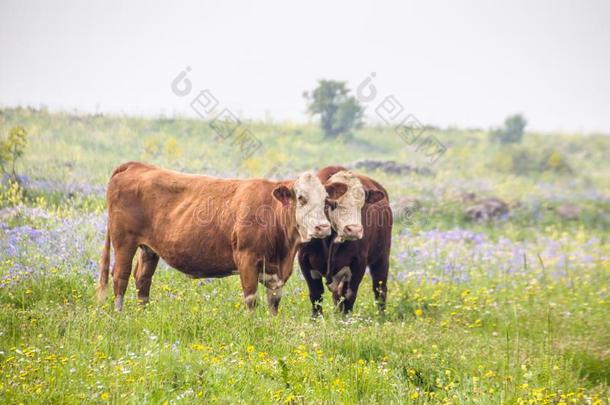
top-left (325, 171), bottom-right (366, 242)
top-left (273, 172), bottom-right (346, 242)
top-left (325, 171), bottom-right (385, 243)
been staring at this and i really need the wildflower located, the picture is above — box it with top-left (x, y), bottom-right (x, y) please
top-left (190, 343), bottom-right (206, 351)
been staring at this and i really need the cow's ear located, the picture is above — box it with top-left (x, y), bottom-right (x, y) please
top-left (325, 182), bottom-right (347, 200)
top-left (365, 189), bottom-right (385, 204)
top-left (272, 185), bottom-right (294, 207)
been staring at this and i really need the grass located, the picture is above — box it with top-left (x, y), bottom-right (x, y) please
top-left (1, 262), bottom-right (607, 403)
top-left (0, 107), bottom-right (608, 403)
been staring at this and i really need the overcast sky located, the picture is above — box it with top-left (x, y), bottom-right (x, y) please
top-left (1, 0), bottom-right (609, 133)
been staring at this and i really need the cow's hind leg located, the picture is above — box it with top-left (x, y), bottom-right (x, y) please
top-left (370, 258), bottom-right (389, 313)
top-left (235, 251), bottom-right (259, 310)
top-left (112, 239), bottom-right (138, 311)
top-left (134, 246), bottom-right (159, 305)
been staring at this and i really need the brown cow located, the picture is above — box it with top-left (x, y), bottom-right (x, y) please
top-left (97, 162), bottom-right (348, 314)
top-left (298, 167), bottom-right (392, 315)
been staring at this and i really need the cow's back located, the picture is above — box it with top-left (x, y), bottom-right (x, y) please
top-left (106, 162), bottom-right (244, 276)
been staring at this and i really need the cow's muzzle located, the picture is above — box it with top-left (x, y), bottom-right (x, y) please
top-left (342, 224), bottom-right (363, 240)
top-left (311, 222), bottom-right (331, 239)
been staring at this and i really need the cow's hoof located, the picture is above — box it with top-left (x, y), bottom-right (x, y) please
top-left (244, 294), bottom-right (257, 310)
top-left (114, 296), bottom-right (124, 312)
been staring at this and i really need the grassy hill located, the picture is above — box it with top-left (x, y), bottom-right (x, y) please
top-left (0, 107), bottom-right (608, 403)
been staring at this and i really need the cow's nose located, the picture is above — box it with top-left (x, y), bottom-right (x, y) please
top-left (315, 223), bottom-right (331, 235)
top-left (343, 224), bottom-right (363, 239)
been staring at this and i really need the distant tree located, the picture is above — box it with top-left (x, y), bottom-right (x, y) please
top-left (0, 126), bottom-right (28, 182)
top-left (491, 114), bottom-right (527, 144)
top-left (304, 80), bottom-right (363, 138)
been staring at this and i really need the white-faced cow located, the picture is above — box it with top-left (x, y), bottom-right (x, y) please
top-left (298, 166), bottom-right (392, 315)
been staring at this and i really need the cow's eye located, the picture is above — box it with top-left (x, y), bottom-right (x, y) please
top-left (326, 199), bottom-right (337, 210)
top-left (298, 195), bottom-right (307, 205)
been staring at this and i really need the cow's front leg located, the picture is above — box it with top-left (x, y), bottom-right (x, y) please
top-left (328, 266), bottom-right (351, 310)
top-left (235, 251), bottom-right (259, 310)
top-left (341, 263), bottom-right (367, 314)
top-left (299, 254), bottom-right (325, 317)
top-left (266, 286), bottom-right (282, 316)
top-left (260, 269), bottom-right (285, 316)
top-left (328, 263), bottom-right (366, 314)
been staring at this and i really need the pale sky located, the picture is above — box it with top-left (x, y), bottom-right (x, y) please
top-left (1, 0), bottom-right (609, 133)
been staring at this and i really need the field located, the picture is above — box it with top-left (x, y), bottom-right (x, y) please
top-left (0, 107), bottom-right (609, 404)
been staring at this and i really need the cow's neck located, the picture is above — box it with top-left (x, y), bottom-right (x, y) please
top-left (273, 199), bottom-right (300, 281)
top-left (275, 180), bottom-right (300, 247)
top-left (281, 201), bottom-right (300, 248)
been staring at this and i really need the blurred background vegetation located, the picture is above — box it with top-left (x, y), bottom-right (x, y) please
top-left (0, 105), bottom-right (608, 237)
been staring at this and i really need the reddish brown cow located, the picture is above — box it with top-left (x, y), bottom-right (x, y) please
top-left (97, 162), bottom-right (348, 314)
top-left (298, 166), bottom-right (392, 315)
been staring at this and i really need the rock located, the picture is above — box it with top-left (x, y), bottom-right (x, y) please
top-left (555, 204), bottom-right (580, 220)
top-left (465, 197), bottom-right (509, 222)
top-left (460, 192), bottom-right (477, 204)
top-left (349, 160), bottom-right (433, 176)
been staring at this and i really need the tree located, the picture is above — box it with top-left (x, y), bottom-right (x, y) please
top-left (304, 80), bottom-right (363, 138)
top-left (0, 126), bottom-right (28, 182)
top-left (491, 114), bottom-right (527, 144)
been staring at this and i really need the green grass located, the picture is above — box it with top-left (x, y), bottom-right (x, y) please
top-left (0, 108), bottom-right (608, 403)
top-left (1, 265), bottom-right (608, 403)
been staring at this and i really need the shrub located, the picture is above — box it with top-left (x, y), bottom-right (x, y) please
top-left (0, 126), bottom-right (28, 183)
top-left (490, 114), bottom-right (527, 144)
top-left (493, 146), bottom-right (572, 175)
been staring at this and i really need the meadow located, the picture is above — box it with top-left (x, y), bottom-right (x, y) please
top-left (0, 107), bottom-right (608, 404)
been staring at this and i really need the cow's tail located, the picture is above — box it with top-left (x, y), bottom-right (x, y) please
top-left (96, 222), bottom-right (112, 304)
top-left (96, 163), bottom-right (132, 303)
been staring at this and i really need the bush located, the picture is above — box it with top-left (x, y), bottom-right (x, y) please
top-left (490, 114), bottom-right (527, 144)
top-left (0, 126), bottom-right (28, 182)
top-left (493, 146), bottom-right (572, 175)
